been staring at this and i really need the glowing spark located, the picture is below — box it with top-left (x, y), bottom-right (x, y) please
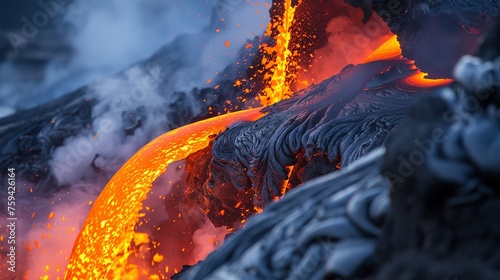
top-left (404, 71), bottom-right (453, 87)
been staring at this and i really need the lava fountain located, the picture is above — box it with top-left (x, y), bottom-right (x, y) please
top-left (259, 0), bottom-right (301, 106)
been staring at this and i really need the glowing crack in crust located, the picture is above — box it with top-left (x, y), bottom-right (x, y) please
top-left (64, 108), bottom-right (264, 280)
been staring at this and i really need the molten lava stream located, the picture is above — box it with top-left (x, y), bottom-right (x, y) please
top-left (362, 35), bottom-right (402, 63)
top-left (64, 108), bottom-right (264, 280)
top-left (404, 70), bottom-right (453, 87)
top-left (260, 0), bottom-right (301, 106)
top-left (365, 35), bottom-right (453, 87)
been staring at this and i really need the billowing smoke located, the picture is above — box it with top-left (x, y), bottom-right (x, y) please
top-left (60, 0), bottom-right (211, 72)
top-left (0, 0), bottom-right (204, 109)
top-left (48, 0), bottom-right (271, 190)
top-left (0, 0), bottom-right (269, 111)
top-left (50, 65), bottom-right (171, 186)
top-left (0, 0), bottom-right (209, 111)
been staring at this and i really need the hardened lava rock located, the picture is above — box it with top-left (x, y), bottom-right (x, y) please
top-left (176, 19), bottom-right (500, 280)
top-left (204, 58), bottom-right (438, 208)
top-left (177, 148), bottom-right (389, 280)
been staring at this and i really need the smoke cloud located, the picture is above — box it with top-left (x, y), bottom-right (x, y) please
top-left (50, 65), bottom-right (171, 186)
top-left (1, 0), bottom-right (210, 111)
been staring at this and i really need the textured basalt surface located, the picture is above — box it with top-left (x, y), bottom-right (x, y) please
top-left (176, 19), bottom-right (500, 280)
top-left (197, 58), bottom-right (439, 212)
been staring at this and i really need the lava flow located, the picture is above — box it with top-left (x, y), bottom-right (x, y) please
top-left (63, 33), bottom-right (453, 280)
top-left (362, 35), bottom-right (402, 63)
top-left (65, 1), bottom-right (302, 278)
top-left (259, 0), bottom-right (301, 106)
top-left (64, 108), bottom-right (264, 280)
top-left (365, 35), bottom-right (452, 87)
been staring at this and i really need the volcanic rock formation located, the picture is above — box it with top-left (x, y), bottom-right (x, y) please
top-left (176, 18), bottom-right (500, 280)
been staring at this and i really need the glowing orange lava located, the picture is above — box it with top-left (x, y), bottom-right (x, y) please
top-left (65, 108), bottom-right (264, 280)
top-left (259, 0), bottom-right (301, 106)
top-left (404, 70), bottom-right (453, 87)
top-left (365, 35), bottom-right (452, 87)
top-left (363, 35), bottom-right (402, 63)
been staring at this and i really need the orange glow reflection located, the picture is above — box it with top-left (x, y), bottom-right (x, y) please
top-left (405, 70), bottom-right (453, 87)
